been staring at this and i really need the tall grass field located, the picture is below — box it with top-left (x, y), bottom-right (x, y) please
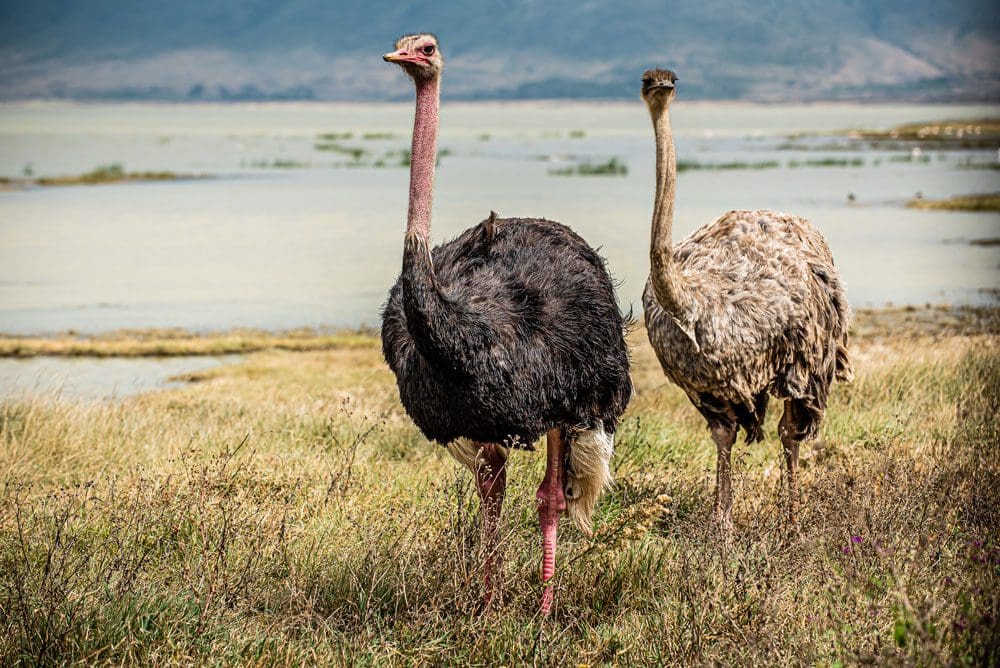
top-left (1, 306), bottom-right (997, 665)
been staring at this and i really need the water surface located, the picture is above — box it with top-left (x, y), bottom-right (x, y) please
top-left (0, 355), bottom-right (237, 401)
top-left (1, 101), bottom-right (998, 336)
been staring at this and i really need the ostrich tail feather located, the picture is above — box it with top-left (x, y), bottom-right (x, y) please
top-left (447, 438), bottom-right (508, 475)
top-left (565, 424), bottom-right (615, 535)
top-left (835, 342), bottom-right (854, 383)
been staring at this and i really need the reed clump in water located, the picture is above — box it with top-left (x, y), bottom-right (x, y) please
top-left (549, 157), bottom-right (628, 176)
top-left (907, 193), bottom-right (1000, 212)
top-left (27, 163), bottom-right (197, 187)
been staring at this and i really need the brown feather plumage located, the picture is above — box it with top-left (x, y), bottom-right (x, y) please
top-left (639, 67), bottom-right (852, 526)
top-left (643, 208), bottom-right (853, 441)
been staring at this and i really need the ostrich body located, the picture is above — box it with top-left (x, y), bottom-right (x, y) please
top-left (639, 69), bottom-right (853, 528)
top-left (380, 34), bottom-right (632, 614)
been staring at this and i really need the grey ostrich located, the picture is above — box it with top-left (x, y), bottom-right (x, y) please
top-left (380, 34), bottom-right (632, 614)
top-left (639, 69), bottom-right (853, 529)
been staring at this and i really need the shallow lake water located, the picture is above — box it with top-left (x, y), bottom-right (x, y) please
top-left (0, 101), bottom-right (998, 398)
top-left (0, 355), bottom-right (237, 401)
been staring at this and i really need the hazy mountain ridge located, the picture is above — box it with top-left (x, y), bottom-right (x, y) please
top-left (1, 0), bottom-right (997, 101)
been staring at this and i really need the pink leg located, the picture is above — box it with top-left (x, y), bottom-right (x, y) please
top-left (474, 442), bottom-right (506, 608)
top-left (536, 429), bottom-right (567, 616)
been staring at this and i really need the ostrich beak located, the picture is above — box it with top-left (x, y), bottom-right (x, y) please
top-left (383, 49), bottom-right (413, 63)
top-left (656, 81), bottom-right (675, 90)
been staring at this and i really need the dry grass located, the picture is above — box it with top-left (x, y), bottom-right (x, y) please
top-left (887, 119), bottom-right (1000, 139)
top-left (848, 118), bottom-right (1000, 149)
top-left (0, 328), bottom-right (379, 358)
top-left (1, 308), bottom-right (998, 665)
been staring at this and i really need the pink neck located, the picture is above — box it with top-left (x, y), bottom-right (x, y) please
top-left (406, 77), bottom-right (440, 240)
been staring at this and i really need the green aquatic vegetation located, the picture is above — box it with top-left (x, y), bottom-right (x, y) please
top-left (888, 154), bottom-right (931, 164)
top-left (569, 130), bottom-right (586, 139)
top-left (317, 131), bottom-right (353, 141)
top-left (787, 157), bottom-right (865, 168)
top-left (957, 160), bottom-right (1000, 170)
top-left (362, 132), bottom-right (395, 140)
top-left (676, 160), bottom-right (781, 172)
top-left (970, 238), bottom-right (1000, 247)
top-left (315, 143), bottom-right (368, 161)
top-left (248, 159), bottom-right (309, 169)
top-left (335, 146), bottom-right (451, 169)
top-left (35, 163), bottom-right (187, 186)
top-left (549, 157), bottom-right (628, 176)
top-left (775, 142), bottom-right (857, 152)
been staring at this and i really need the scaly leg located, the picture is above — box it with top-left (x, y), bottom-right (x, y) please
top-left (537, 428), bottom-right (567, 616)
top-left (473, 442), bottom-right (507, 608)
top-left (711, 423), bottom-right (737, 533)
top-left (778, 402), bottom-right (801, 525)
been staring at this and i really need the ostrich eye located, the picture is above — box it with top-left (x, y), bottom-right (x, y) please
top-left (421, 45), bottom-right (435, 56)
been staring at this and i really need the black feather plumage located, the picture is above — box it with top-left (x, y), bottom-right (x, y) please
top-left (381, 214), bottom-right (632, 448)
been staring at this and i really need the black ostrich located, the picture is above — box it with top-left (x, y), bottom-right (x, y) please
top-left (380, 34), bottom-right (632, 615)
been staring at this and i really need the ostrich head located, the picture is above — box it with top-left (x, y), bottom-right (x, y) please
top-left (641, 68), bottom-right (678, 113)
top-left (383, 34), bottom-right (443, 81)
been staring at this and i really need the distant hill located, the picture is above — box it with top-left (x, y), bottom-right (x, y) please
top-left (1, 0), bottom-right (998, 101)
